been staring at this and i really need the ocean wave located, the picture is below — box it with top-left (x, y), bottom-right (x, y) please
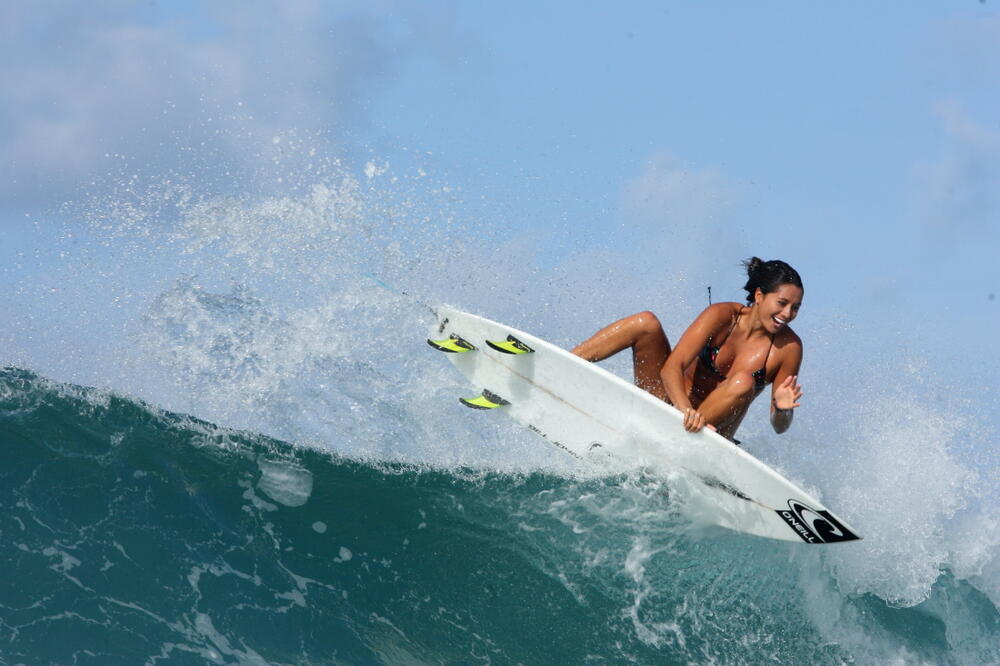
top-left (2, 368), bottom-right (999, 664)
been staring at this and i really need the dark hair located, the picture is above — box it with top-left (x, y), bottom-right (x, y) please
top-left (742, 257), bottom-right (803, 305)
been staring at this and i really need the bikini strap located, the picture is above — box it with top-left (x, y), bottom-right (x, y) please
top-left (722, 309), bottom-right (740, 344)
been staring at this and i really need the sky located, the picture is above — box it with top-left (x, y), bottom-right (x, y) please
top-left (2, 1), bottom-right (999, 382)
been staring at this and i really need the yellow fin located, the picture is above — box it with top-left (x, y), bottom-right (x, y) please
top-left (427, 335), bottom-right (475, 353)
top-left (485, 335), bottom-right (534, 355)
top-left (459, 390), bottom-right (510, 410)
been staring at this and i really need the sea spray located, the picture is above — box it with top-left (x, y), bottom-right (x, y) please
top-left (3, 146), bottom-right (1000, 663)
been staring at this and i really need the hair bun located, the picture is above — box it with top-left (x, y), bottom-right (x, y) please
top-left (743, 256), bottom-right (763, 277)
top-left (741, 257), bottom-right (803, 305)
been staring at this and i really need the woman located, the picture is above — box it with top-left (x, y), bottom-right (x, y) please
top-left (571, 258), bottom-right (804, 442)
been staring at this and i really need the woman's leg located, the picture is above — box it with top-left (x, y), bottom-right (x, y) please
top-left (571, 311), bottom-right (671, 401)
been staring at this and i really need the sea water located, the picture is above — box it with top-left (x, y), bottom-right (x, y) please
top-left (2, 149), bottom-right (999, 665)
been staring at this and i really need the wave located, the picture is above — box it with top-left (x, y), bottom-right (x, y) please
top-left (3, 368), bottom-right (999, 665)
top-left (3, 137), bottom-right (999, 664)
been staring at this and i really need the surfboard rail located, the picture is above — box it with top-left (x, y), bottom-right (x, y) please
top-left (429, 305), bottom-right (861, 545)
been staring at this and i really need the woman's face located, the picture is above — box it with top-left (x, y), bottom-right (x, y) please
top-left (755, 283), bottom-right (803, 333)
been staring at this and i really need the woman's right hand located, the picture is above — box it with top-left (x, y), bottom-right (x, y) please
top-left (683, 407), bottom-right (709, 432)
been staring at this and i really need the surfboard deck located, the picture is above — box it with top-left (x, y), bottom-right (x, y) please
top-left (429, 305), bottom-right (861, 545)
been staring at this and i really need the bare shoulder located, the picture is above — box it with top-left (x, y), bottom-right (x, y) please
top-left (678, 302), bottom-right (741, 348)
top-left (766, 326), bottom-right (803, 380)
top-left (697, 301), bottom-right (743, 323)
top-left (774, 325), bottom-right (803, 357)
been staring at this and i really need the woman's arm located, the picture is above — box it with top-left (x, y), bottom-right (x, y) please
top-left (770, 338), bottom-right (803, 434)
top-left (660, 304), bottom-right (734, 430)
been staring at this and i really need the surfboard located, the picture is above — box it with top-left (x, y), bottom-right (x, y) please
top-left (428, 305), bottom-right (861, 545)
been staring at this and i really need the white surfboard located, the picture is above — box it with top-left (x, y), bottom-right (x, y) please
top-left (429, 305), bottom-right (860, 545)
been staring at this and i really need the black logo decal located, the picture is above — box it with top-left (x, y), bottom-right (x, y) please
top-left (776, 499), bottom-right (860, 544)
top-left (528, 424), bottom-right (579, 458)
top-left (698, 475), bottom-right (752, 502)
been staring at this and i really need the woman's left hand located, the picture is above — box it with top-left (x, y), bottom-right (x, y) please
top-left (772, 375), bottom-right (803, 411)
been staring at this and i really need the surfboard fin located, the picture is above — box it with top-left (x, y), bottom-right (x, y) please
top-left (485, 335), bottom-right (534, 355)
top-left (427, 335), bottom-right (476, 353)
top-left (459, 389), bottom-right (510, 410)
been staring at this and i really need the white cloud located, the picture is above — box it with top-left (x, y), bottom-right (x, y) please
top-left (619, 152), bottom-right (746, 287)
top-left (622, 152), bottom-right (732, 231)
top-left (1, 1), bottom-right (460, 206)
top-left (921, 101), bottom-right (1000, 237)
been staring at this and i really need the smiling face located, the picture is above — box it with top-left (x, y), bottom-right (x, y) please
top-left (754, 283), bottom-right (803, 333)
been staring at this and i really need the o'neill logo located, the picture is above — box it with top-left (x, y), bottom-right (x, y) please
top-left (776, 500), bottom-right (860, 544)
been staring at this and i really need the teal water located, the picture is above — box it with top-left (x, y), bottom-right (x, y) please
top-left (3, 367), bottom-right (999, 665)
top-left (3, 123), bottom-right (998, 665)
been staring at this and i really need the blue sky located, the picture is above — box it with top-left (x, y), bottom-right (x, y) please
top-left (364, 3), bottom-right (1000, 312)
top-left (2, 1), bottom-right (999, 379)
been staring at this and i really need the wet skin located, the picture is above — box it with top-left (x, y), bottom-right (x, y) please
top-left (571, 285), bottom-right (804, 440)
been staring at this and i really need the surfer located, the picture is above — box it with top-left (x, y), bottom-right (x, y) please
top-left (571, 258), bottom-right (803, 441)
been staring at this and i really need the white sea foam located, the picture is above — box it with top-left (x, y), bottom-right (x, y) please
top-left (256, 459), bottom-right (313, 508)
top-left (3, 143), bottom-right (999, 658)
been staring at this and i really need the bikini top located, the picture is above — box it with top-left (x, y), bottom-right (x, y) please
top-left (697, 311), bottom-right (772, 388)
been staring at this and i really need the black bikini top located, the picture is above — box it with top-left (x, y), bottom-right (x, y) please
top-left (697, 312), bottom-right (772, 388)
